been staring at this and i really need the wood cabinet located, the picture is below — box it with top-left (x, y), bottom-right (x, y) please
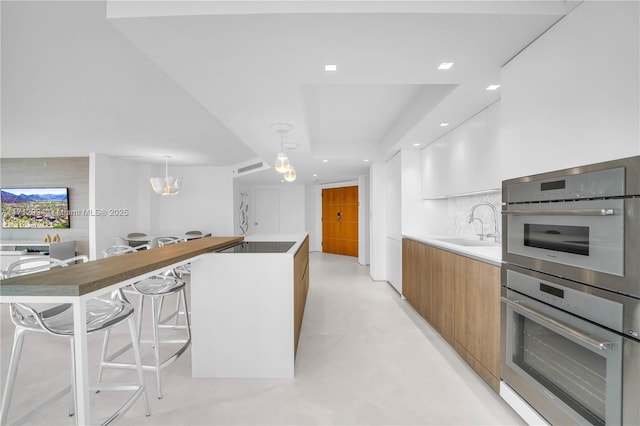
top-left (294, 236), bottom-right (310, 355)
top-left (453, 255), bottom-right (501, 391)
top-left (402, 238), bottom-right (500, 391)
top-left (402, 239), bottom-right (455, 344)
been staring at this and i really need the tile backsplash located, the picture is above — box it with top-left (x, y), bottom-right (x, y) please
top-left (447, 192), bottom-right (502, 241)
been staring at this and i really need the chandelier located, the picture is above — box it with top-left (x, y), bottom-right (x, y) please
top-left (150, 156), bottom-right (182, 195)
top-left (272, 123), bottom-right (297, 182)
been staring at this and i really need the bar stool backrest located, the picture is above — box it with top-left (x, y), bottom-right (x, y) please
top-left (6, 258), bottom-right (68, 277)
top-left (157, 237), bottom-right (186, 247)
top-left (102, 245), bottom-right (149, 258)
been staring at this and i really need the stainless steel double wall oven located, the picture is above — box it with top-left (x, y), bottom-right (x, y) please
top-left (501, 156), bottom-right (640, 425)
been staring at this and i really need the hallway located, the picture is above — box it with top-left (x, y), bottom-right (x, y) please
top-left (0, 252), bottom-right (523, 425)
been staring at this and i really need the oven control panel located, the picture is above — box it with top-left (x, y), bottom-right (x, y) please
top-left (506, 167), bottom-right (625, 203)
top-left (505, 268), bottom-right (624, 332)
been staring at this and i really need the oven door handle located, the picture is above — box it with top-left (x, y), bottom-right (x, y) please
top-left (503, 208), bottom-right (616, 216)
top-left (502, 297), bottom-right (613, 350)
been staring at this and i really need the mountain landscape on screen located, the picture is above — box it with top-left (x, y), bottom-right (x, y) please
top-left (1, 188), bottom-right (70, 229)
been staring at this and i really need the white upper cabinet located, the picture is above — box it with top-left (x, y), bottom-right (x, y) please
top-left (421, 102), bottom-right (501, 199)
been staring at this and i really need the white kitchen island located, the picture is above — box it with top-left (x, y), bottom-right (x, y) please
top-left (190, 233), bottom-right (309, 379)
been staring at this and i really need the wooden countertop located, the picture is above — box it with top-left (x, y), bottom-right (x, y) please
top-left (0, 236), bottom-right (244, 297)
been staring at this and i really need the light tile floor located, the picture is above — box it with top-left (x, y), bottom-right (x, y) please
top-left (0, 252), bottom-right (525, 425)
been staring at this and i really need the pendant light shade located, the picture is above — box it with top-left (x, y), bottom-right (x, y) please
top-left (274, 152), bottom-right (291, 173)
top-left (150, 156), bottom-right (182, 195)
top-left (283, 167), bottom-right (297, 182)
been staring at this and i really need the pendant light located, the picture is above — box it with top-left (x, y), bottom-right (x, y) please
top-left (275, 151), bottom-right (290, 173)
top-left (150, 156), bottom-right (182, 195)
top-left (284, 166), bottom-right (297, 182)
top-left (272, 123), bottom-right (294, 174)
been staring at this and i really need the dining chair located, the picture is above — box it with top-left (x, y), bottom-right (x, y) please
top-left (99, 244), bottom-right (191, 399)
top-left (126, 233), bottom-right (149, 248)
top-left (184, 230), bottom-right (202, 237)
top-left (102, 244), bottom-right (150, 258)
top-left (0, 256), bottom-right (150, 425)
top-left (126, 232), bottom-right (147, 238)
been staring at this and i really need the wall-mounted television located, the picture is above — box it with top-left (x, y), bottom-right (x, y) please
top-left (1, 187), bottom-right (70, 229)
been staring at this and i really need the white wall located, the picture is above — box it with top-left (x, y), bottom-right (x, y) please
top-left (246, 184), bottom-right (306, 235)
top-left (91, 154), bottom-right (147, 259)
top-left (151, 165), bottom-right (234, 237)
top-left (279, 185), bottom-right (306, 233)
top-left (499, 0), bottom-right (640, 179)
top-left (91, 155), bottom-right (235, 258)
top-left (305, 184), bottom-right (321, 251)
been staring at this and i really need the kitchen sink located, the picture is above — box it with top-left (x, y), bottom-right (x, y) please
top-left (434, 237), bottom-right (500, 247)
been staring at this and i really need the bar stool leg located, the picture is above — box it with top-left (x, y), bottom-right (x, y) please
top-left (181, 289), bottom-right (192, 342)
top-left (0, 328), bottom-right (27, 426)
top-left (96, 329), bottom-right (110, 392)
top-left (127, 315), bottom-right (151, 416)
top-left (151, 296), bottom-right (163, 399)
top-left (136, 294), bottom-right (145, 345)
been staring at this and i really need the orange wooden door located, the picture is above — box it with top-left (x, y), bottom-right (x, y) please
top-left (322, 186), bottom-right (358, 257)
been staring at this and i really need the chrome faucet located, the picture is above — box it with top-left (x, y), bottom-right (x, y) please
top-left (468, 202), bottom-right (500, 243)
top-left (469, 217), bottom-right (485, 240)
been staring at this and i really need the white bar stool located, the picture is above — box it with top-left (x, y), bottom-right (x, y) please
top-left (0, 256), bottom-right (150, 425)
top-left (98, 245), bottom-right (191, 399)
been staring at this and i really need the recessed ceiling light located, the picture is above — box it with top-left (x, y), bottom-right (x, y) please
top-left (325, 64), bottom-right (337, 72)
top-left (363, 159), bottom-right (370, 162)
top-left (322, 159), bottom-right (329, 163)
top-left (438, 62), bottom-right (454, 70)
top-left (486, 84), bottom-right (501, 91)
top-left (413, 143), bottom-right (420, 147)
top-left (313, 174), bottom-right (317, 177)
top-left (440, 122), bottom-right (449, 127)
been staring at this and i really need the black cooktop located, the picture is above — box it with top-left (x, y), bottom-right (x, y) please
top-left (217, 241), bottom-right (296, 253)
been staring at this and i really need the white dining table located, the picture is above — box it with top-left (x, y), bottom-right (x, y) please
top-left (0, 236), bottom-right (242, 425)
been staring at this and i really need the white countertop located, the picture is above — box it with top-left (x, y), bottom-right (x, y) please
top-left (403, 234), bottom-right (502, 267)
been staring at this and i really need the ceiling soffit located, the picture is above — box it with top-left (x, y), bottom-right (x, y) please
top-left (302, 84), bottom-right (457, 158)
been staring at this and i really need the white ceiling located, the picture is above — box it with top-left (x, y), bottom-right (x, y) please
top-left (1, 1), bottom-right (574, 184)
